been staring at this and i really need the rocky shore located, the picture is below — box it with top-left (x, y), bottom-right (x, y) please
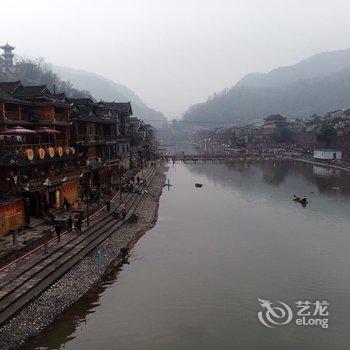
top-left (0, 166), bottom-right (167, 350)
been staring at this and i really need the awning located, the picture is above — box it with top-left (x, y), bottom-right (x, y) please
top-left (1, 126), bottom-right (37, 135)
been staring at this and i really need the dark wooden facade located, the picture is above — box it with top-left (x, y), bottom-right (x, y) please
top-left (0, 81), bottom-right (154, 236)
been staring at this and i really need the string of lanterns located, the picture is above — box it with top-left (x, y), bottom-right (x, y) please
top-left (24, 147), bottom-right (75, 161)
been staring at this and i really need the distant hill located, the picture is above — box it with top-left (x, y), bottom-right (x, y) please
top-left (54, 66), bottom-right (166, 126)
top-left (0, 57), bottom-right (166, 127)
top-left (0, 58), bottom-right (91, 99)
top-left (183, 48), bottom-right (350, 124)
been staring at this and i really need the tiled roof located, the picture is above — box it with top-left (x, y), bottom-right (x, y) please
top-left (12, 85), bottom-right (50, 98)
top-left (0, 82), bottom-right (70, 107)
top-left (0, 81), bottom-right (21, 94)
top-left (66, 98), bottom-right (94, 105)
top-left (0, 87), bottom-right (30, 105)
top-left (104, 102), bottom-right (133, 115)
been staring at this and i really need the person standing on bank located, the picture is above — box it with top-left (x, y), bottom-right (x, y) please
top-left (106, 199), bottom-right (111, 213)
top-left (121, 204), bottom-right (126, 221)
top-left (55, 224), bottom-right (62, 243)
top-left (67, 215), bottom-right (73, 233)
top-left (75, 217), bottom-right (82, 235)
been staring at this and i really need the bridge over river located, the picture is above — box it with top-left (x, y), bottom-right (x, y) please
top-left (164, 154), bottom-right (279, 163)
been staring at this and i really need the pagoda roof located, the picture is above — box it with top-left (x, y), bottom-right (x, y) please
top-left (1, 43), bottom-right (15, 51)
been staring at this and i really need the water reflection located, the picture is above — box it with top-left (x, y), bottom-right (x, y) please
top-left (186, 159), bottom-right (350, 195)
top-left (23, 265), bottom-right (124, 350)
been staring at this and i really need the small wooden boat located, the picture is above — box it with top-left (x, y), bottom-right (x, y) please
top-left (195, 183), bottom-right (203, 188)
top-left (293, 195), bottom-right (308, 206)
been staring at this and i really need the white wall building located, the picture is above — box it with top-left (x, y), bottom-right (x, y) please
top-left (313, 149), bottom-right (342, 160)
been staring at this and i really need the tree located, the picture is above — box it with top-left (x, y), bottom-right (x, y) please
top-left (317, 125), bottom-right (337, 147)
top-left (271, 127), bottom-right (292, 143)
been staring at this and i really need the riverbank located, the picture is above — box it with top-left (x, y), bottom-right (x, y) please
top-left (0, 166), bottom-right (167, 350)
top-left (284, 156), bottom-right (350, 173)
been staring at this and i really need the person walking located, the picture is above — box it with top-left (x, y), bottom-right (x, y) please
top-left (136, 176), bottom-right (140, 185)
top-left (49, 212), bottom-right (56, 225)
top-left (106, 199), bottom-right (111, 213)
top-left (55, 224), bottom-right (62, 243)
top-left (67, 215), bottom-right (73, 233)
top-left (121, 204), bottom-right (126, 221)
top-left (75, 217), bottom-right (82, 235)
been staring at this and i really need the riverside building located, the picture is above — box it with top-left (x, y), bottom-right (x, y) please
top-left (0, 81), bottom-right (154, 237)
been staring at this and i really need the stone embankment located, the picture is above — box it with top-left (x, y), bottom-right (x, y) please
top-left (0, 166), bottom-right (167, 350)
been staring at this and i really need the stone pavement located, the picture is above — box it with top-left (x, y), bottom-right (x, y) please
top-left (0, 197), bottom-right (111, 268)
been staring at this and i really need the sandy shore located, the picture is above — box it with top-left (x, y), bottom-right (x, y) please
top-left (0, 166), bottom-right (167, 350)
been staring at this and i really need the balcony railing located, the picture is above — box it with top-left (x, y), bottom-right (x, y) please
top-left (74, 134), bottom-right (120, 142)
top-left (1, 142), bottom-right (52, 150)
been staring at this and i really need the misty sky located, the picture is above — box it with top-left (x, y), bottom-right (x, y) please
top-left (1, 0), bottom-right (350, 118)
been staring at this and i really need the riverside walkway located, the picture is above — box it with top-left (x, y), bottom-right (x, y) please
top-left (0, 165), bottom-right (158, 328)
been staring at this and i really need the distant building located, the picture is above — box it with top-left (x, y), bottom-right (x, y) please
top-left (0, 43), bottom-right (16, 73)
top-left (289, 118), bottom-right (306, 133)
top-left (262, 114), bottom-right (287, 137)
top-left (313, 149), bottom-right (342, 160)
top-left (305, 118), bottom-right (322, 133)
top-left (326, 109), bottom-right (344, 120)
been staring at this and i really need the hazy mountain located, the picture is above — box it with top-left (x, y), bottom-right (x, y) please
top-left (237, 48), bottom-right (350, 88)
top-left (54, 66), bottom-right (166, 126)
top-left (0, 58), bottom-right (91, 99)
top-left (183, 48), bottom-right (350, 124)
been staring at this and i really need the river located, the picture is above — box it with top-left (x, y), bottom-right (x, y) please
top-left (25, 160), bottom-right (350, 350)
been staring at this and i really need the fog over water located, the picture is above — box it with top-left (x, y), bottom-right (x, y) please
top-left (1, 0), bottom-right (350, 117)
